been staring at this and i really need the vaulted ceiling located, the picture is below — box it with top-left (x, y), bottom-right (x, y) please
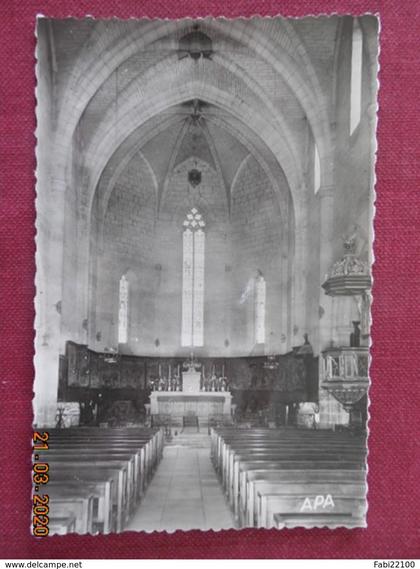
top-left (48, 17), bottom-right (341, 229)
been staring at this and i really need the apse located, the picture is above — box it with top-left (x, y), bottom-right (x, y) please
top-left (89, 98), bottom-right (289, 358)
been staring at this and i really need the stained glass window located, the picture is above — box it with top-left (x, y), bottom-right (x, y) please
top-left (118, 274), bottom-right (129, 344)
top-left (182, 208), bottom-right (205, 346)
top-left (314, 144), bottom-right (321, 194)
top-left (350, 18), bottom-right (363, 135)
top-left (255, 273), bottom-right (266, 344)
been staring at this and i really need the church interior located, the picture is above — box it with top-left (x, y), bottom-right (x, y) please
top-left (34, 16), bottom-right (377, 533)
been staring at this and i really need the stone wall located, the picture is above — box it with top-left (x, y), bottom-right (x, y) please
top-left (231, 155), bottom-right (284, 354)
top-left (89, 154), bottom-right (285, 358)
top-left (92, 151), bottom-right (156, 353)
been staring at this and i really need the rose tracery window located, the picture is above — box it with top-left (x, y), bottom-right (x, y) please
top-left (181, 208), bottom-right (206, 347)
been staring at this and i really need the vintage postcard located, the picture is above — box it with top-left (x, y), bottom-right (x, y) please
top-left (33, 15), bottom-right (378, 534)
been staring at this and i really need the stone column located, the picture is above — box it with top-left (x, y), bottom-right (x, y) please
top-left (34, 176), bottom-right (66, 427)
top-left (34, 125), bottom-right (69, 426)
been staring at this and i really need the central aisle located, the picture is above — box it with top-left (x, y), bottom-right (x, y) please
top-left (126, 432), bottom-right (235, 532)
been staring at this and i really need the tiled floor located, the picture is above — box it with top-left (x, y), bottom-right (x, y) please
top-left (126, 433), bottom-right (235, 532)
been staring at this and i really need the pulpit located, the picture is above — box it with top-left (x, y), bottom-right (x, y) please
top-left (321, 346), bottom-right (369, 427)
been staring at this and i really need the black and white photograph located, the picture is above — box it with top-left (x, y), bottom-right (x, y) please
top-left (33, 15), bottom-right (378, 534)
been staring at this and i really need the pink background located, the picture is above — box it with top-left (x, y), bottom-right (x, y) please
top-left (1, 0), bottom-right (419, 559)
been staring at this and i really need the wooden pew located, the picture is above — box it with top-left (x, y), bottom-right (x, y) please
top-left (211, 428), bottom-right (366, 464)
top-left (49, 430), bottom-right (163, 484)
top-left (42, 451), bottom-right (136, 518)
top-left (47, 472), bottom-right (116, 533)
top-left (42, 427), bottom-right (164, 533)
top-left (48, 442), bottom-right (147, 494)
top-left (211, 427), bottom-right (367, 459)
top-left (212, 429), bottom-right (365, 452)
top-left (43, 444), bottom-right (145, 502)
top-left (212, 430), bottom-right (365, 481)
top-left (262, 493), bottom-right (367, 528)
top-left (46, 486), bottom-right (94, 534)
top-left (48, 516), bottom-right (77, 535)
top-left (49, 427), bottom-right (164, 467)
top-left (256, 481), bottom-right (366, 528)
top-left (48, 462), bottom-right (127, 532)
top-left (240, 469), bottom-right (366, 526)
top-left (211, 428), bottom-right (367, 529)
top-left (273, 510), bottom-right (366, 529)
top-left (236, 459), bottom-right (365, 517)
top-left (50, 432), bottom-right (162, 471)
top-left (48, 478), bottom-right (114, 534)
top-left (233, 458), bottom-right (365, 519)
top-left (48, 427), bottom-right (164, 485)
top-left (211, 429), bottom-right (365, 505)
top-left (222, 444), bottom-right (365, 485)
top-left (224, 442), bottom-right (365, 475)
top-left (228, 452), bottom-right (365, 509)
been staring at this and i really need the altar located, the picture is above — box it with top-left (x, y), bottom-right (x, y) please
top-left (150, 391), bottom-right (232, 423)
top-left (149, 355), bottom-right (232, 424)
